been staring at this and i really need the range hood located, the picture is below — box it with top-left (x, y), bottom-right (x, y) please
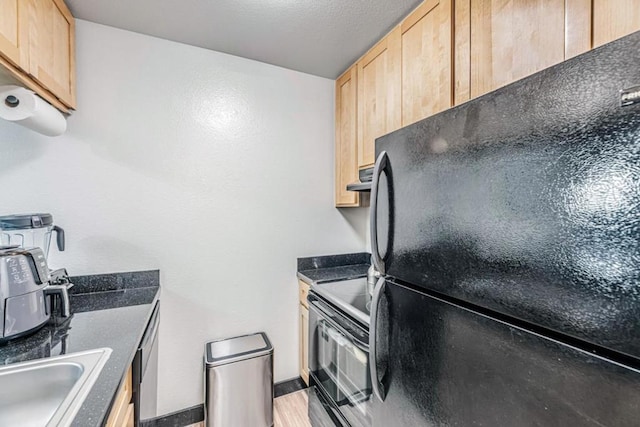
top-left (346, 168), bottom-right (373, 192)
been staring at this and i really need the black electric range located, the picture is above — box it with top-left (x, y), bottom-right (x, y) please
top-left (307, 277), bottom-right (373, 427)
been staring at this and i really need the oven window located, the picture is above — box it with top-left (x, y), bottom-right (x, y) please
top-left (316, 319), bottom-right (372, 426)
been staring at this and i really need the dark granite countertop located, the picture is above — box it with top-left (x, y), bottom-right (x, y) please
top-left (0, 270), bottom-right (160, 427)
top-left (297, 252), bottom-right (370, 285)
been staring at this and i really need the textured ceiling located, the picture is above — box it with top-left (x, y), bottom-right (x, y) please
top-left (65, 0), bottom-right (422, 79)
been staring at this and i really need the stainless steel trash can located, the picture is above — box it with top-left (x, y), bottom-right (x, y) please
top-left (204, 332), bottom-right (274, 427)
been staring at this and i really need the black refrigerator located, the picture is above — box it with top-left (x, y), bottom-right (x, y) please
top-left (369, 31), bottom-right (640, 426)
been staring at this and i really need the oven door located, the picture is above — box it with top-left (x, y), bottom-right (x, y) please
top-left (308, 295), bottom-right (372, 427)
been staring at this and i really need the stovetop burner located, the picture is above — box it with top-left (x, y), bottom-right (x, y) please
top-left (311, 277), bottom-right (371, 326)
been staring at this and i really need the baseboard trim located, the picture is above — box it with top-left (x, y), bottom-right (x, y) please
top-left (274, 376), bottom-right (308, 398)
top-left (140, 404), bottom-right (204, 427)
top-left (142, 377), bottom-right (307, 426)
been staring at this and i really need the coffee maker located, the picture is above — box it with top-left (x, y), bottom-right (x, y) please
top-left (0, 214), bottom-right (71, 342)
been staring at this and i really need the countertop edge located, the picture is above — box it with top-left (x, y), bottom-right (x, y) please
top-left (296, 272), bottom-right (314, 285)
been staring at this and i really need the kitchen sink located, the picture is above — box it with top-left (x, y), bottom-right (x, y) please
top-left (0, 347), bottom-right (112, 427)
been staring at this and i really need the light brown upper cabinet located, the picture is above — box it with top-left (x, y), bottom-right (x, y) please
top-left (333, 0), bottom-right (640, 208)
top-left (401, 0), bottom-right (454, 127)
top-left (335, 65), bottom-right (361, 207)
top-left (455, 0), bottom-right (592, 103)
top-left (593, 0), bottom-right (640, 48)
top-left (0, 0), bottom-right (75, 112)
top-left (357, 28), bottom-right (402, 169)
top-left (0, 0), bottom-right (26, 69)
top-left (28, 0), bottom-right (76, 108)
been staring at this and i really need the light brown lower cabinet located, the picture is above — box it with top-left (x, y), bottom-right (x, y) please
top-left (125, 403), bottom-right (134, 427)
top-left (298, 280), bottom-right (310, 385)
top-left (106, 366), bottom-right (133, 427)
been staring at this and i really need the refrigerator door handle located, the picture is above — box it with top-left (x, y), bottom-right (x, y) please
top-left (369, 276), bottom-right (387, 401)
top-left (370, 151), bottom-right (389, 275)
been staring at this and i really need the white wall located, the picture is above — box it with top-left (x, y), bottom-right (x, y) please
top-left (0, 20), bottom-right (368, 415)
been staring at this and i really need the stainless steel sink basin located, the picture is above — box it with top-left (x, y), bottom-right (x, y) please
top-left (0, 348), bottom-right (112, 427)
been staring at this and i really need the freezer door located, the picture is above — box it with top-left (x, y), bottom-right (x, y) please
top-left (372, 281), bottom-right (640, 426)
top-left (372, 31), bottom-right (640, 359)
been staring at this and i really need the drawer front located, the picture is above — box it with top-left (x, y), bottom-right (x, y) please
top-left (299, 280), bottom-right (310, 308)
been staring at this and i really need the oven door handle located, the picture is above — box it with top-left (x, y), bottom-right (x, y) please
top-left (309, 300), bottom-right (369, 352)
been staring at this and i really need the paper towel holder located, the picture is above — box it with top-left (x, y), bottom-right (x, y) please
top-left (0, 85), bottom-right (67, 136)
top-left (5, 95), bottom-right (19, 108)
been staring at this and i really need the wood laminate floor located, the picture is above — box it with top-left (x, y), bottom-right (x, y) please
top-left (274, 390), bottom-right (312, 427)
top-left (186, 389), bottom-right (311, 427)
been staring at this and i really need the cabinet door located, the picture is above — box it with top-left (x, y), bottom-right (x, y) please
top-left (0, 0), bottom-right (25, 68)
top-left (299, 280), bottom-right (310, 308)
top-left (106, 367), bottom-right (132, 427)
top-left (401, 0), bottom-right (453, 126)
top-left (28, 0), bottom-right (76, 108)
top-left (299, 303), bottom-right (309, 385)
top-left (593, 0), bottom-right (640, 48)
top-left (457, 0), bottom-right (591, 102)
top-left (335, 66), bottom-right (360, 207)
top-left (357, 28), bottom-right (402, 169)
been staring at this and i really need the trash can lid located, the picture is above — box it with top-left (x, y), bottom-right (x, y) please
top-left (205, 332), bottom-right (273, 367)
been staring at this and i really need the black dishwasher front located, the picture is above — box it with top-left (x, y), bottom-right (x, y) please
top-left (132, 301), bottom-right (160, 426)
